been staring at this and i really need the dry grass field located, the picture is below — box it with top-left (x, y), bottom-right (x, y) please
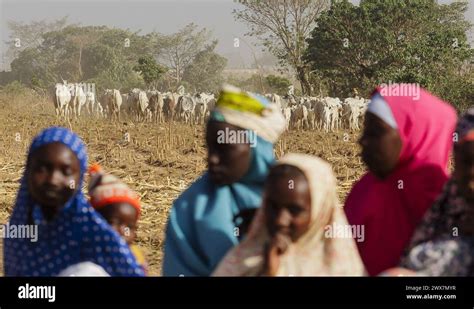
top-left (0, 90), bottom-right (366, 276)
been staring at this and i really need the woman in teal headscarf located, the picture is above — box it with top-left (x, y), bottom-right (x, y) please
top-left (163, 85), bottom-right (286, 276)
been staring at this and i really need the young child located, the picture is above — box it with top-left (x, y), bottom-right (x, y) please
top-left (213, 153), bottom-right (365, 276)
top-left (3, 127), bottom-right (144, 277)
top-left (88, 164), bottom-right (148, 275)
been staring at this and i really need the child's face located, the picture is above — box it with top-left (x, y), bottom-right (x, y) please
top-left (27, 142), bottom-right (81, 221)
top-left (264, 171), bottom-right (312, 243)
top-left (206, 121), bottom-right (252, 186)
top-left (98, 202), bottom-right (137, 244)
top-left (454, 141), bottom-right (474, 203)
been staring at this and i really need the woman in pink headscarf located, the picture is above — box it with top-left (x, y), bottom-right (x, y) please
top-left (344, 84), bottom-right (457, 276)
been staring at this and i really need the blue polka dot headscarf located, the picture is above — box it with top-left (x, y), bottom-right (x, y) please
top-left (28, 126), bottom-right (88, 176)
top-left (4, 127), bottom-right (145, 277)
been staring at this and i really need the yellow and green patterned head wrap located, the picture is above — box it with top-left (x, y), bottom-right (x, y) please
top-left (210, 84), bottom-right (286, 143)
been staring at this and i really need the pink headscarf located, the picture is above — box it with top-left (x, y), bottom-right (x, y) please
top-left (344, 84), bottom-right (457, 276)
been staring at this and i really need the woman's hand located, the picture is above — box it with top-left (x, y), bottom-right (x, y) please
top-left (263, 243), bottom-right (280, 276)
top-left (262, 234), bottom-right (291, 276)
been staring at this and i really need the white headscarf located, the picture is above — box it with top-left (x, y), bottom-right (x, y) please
top-left (367, 92), bottom-right (398, 129)
top-left (213, 153), bottom-right (366, 276)
top-left (58, 262), bottom-right (110, 277)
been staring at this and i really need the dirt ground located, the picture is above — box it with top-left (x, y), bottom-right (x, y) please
top-left (0, 92), bottom-right (366, 276)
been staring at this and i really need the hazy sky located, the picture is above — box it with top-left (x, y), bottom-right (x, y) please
top-left (1, 0), bottom-right (473, 70)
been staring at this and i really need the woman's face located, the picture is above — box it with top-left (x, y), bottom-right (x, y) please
top-left (27, 142), bottom-right (81, 221)
top-left (359, 112), bottom-right (402, 179)
top-left (454, 141), bottom-right (474, 203)
top-left (264, 166), bottom-right (312, 243)
top-left (206, 121), bottom-right (252, 186)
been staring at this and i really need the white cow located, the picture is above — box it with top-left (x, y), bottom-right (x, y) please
top-left (299, 97), bottom-right (313, 110)
top-left (136, 90), bottom-right (149, 122)
top-left (103, 89), bottom-right (122, 121)
top-left (100, 90), bottom-right (112, 119)
top-left (127, 89), bottom-right (148, 122)
top-left (85, 90), bottom-right (103, 117)
top-left (199, 92), bottom-right (215, 104)
top-left (306, 107), bottom-right (317, 130)
top-left (312, 98), bottom-right (326, 130)
top-left (121, 93), bottom-right (132, 116)
top-left (193, 94), bottom-right (207, 125)
top-left (68, 83), bottom-right (87, 119)
top-left (290, 105), bottom-right (309, 131)
top-left (176, 95), bottom-right (196, 124)
top-left (177, 85), bottom-right (185, 96)
top-left (194, 92), bottom-right (215, 124)
top-left (53, 83), bottom-right (71, 119)
top-left (322, 104), bottom-right (332, 132)
top-left (323, 97), bottom-right (342, 132)
top-left (343, 98), bottom-right (367, 131)
top-left (307, 97), bottom-right (337, 131)
top-left (147, 90), bottom-right (164, 123)
top-left (206, 98), bottom-right (216, 119)
top-left (266, 93), bottom-right (283, 110)
top-left (283, 107), bottom-right (292, 130)
top-left (163, 92), bottom-right (179, 121)
top-left (84, 90), bottom-right (94, 115)
top-left (281, 94), bottom-right (297, 109)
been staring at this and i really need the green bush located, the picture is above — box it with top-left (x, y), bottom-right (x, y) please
top-left (0, 81), bottom-right (30, 95)
top-left (265, 75), bottom-right (291, 95)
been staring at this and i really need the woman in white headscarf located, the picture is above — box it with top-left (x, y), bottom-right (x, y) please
top-left (213, 153), bottom-right (365, 276)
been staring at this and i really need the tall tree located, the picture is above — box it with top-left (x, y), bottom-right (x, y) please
top-left (9, 25), bottom-right (149, 90)
top-left (155, 23), bottom-right (212, 86)
top-left (234, 0), bottom-right (330, 95)
top-left (305, 0), bottom-right (473, 103)
top-left (265, 74), bottom-right (292, 95)
top-left (182, 40), bottom-right (227, 92)
top-left (134, 55), bottom-right (167, 88)
top-left (5, 17), bottom-right (71, 68)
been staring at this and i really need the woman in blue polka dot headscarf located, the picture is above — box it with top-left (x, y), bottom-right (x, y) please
top-left (3, 127), bottom-right (144, 276)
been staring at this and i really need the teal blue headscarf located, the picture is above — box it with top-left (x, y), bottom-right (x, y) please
top-left (163, 85), bottom-right (285, 276)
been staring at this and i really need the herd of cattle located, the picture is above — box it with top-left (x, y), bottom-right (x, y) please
top-left (53, 82), bottom-right (369, 132)
top-left (265, 93), bottom-right (369, 132)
